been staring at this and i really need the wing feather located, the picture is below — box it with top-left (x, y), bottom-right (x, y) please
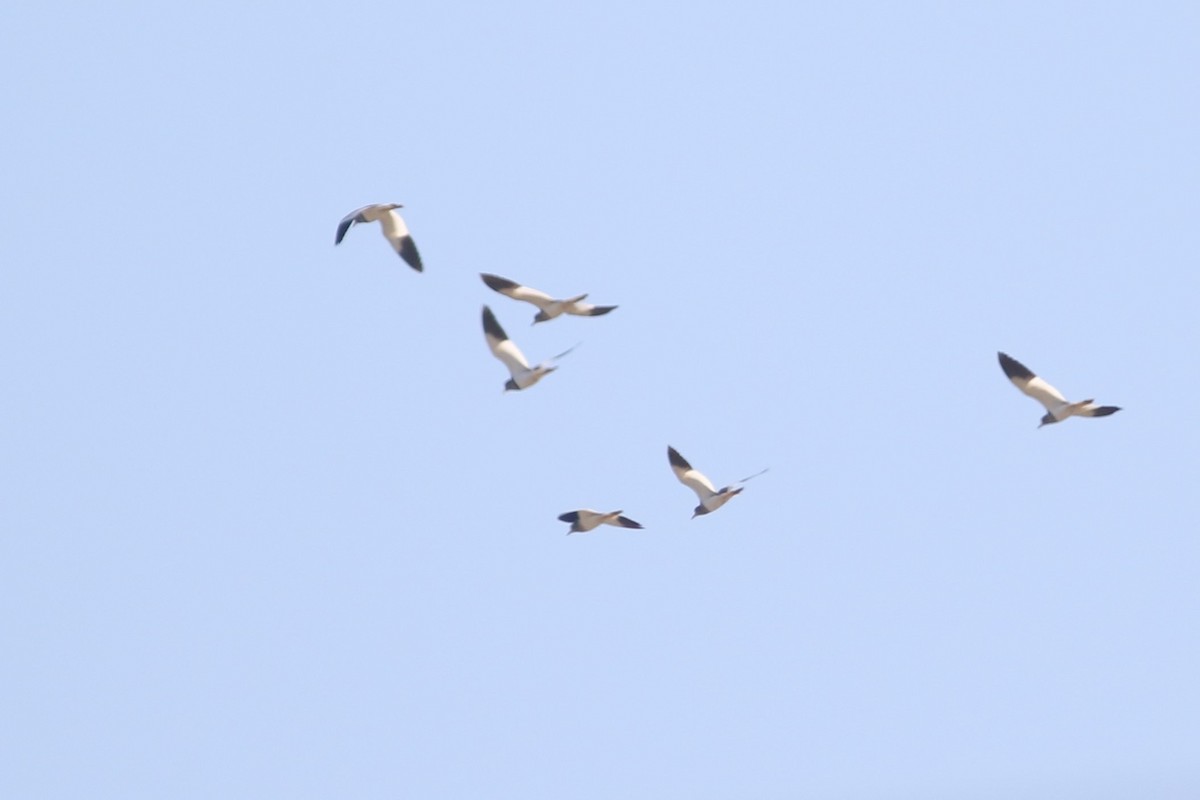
top-left (668, 446), bottom-right (716, 499)
top-left (394, 235), bottom-right (423, 271)
top-left (481, 273), bottom-right (555, 309)
top-left (482, 306), bottom-right (530, 375)
top-left (998, 352), bottom-right (1067, 411)
top-left (335, 206), bottom-right (372, 244)
top-left (567, 304), bottom-right (617, 317)
top-left (378, 209), bottom-right (423, 270)
top-left (1018, 375), bottom-right (1069, 410)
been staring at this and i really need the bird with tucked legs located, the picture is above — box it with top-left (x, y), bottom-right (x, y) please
top-left (335, 203), bottom-right (423, 271)
top-left (998, 352), bottom-right (1121, 428)
top-left (668, 446), bottom-right (766, 518)
top-left (481, 273), bottom-right (617, 324)
top-left (558, 510), bottom-right (644, 534)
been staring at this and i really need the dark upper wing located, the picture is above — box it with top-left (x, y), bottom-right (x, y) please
top-left (998, 352), bottom-right (1035, 381)
top-left (482, 305), bottom-right (509, 344)
top-left (667, 446), bottom-right (691, 471)
top-left (557, 511), bottom-right (581, 523)
top-left (481, 273), bottom-right (521, 293)
top-left (615, 515), bottom-right (643, 529)
top-left (334, 215), bottom-right (360, 245)
top-left (396, 235), bottom-right (423, 272)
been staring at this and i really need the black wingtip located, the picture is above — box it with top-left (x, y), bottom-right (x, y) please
top-left (398, 236), bottom-right (423, 272)
top-left (1090, 406), bottom-right (1121, 417)
top-left (998, 352), bottom-right (1035, 380)
top-left (667, 446), bottom-right (690, 470)
top-left (557, 511), bottom-right (580, 523)
top-left (587, 305), bottom-right (618, 316)
top-left (482, 305), bottom-right (508, 341)
top-left (481, 273), bottom-right (519, 292)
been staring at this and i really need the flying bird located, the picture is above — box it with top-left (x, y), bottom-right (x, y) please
top-left (481, 273), bottom-right (617, 324)
top-left (335, 203), bottom-right (423, 271)
top-left (558, 510), bottom-right (644, 534)
top-left (482, 305), bottom-right (575, 391)
top-left (998, 352), bottom-right (1121, 427)
top-left (668, 446), bottom-right (766, 518)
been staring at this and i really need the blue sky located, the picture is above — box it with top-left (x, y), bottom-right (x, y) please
top-left (2, 2), bottom-right (1198, 797)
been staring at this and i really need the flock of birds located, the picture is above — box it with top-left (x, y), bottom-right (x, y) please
top-left (336, 202), bottom-right (1123, 533)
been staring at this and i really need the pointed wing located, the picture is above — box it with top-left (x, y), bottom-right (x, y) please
top-left (614, 515), bottom-right (643, 529)
top-left (565, 304), bottom-right (617, 317)
top-left (557, 511), bottom-right (581, 523)
top-left (561, 295), bottom-right (620, 317)
top-left (482, 306), bottom-right (530, 375)
top-left (334, 205), bottom-right (374, 244)
top-left (550, 341), bottom-right (582, 362)
top-left (668, 446), bottom-right (716, 500)
top-left (738, 467), bottom-right (769, 483)
top-left (998, 352), bottom-right (1067, 411)
top-left (481, 274), bottom-right (556, 310)
top-left (393, 235), bottom-right (423, 271)
top-left (376, 209), bottom-right (422, 271)
top-left (1079, 404), bottom-right (1121, 418)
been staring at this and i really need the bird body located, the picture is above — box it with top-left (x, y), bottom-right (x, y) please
top-left (998, 352), bottom-right (1121, 427)
top-left (481, 273), bottom-right (617, 324)
top-left (335, 203), bottom-right (423, 271)
top-left (558, 510), bottom-right (644, 534)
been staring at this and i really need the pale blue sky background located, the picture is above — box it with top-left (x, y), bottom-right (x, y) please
top-left (2, 2), bottom-right (1198, 798)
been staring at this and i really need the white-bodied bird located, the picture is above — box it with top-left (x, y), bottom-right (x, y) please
top-left (481, 273), bottom-right (617, 324)
top-left (558, 510), bottom-right (644, 534)
top-left (998, 352), bottom-right (1121, 427)
top-left (335, 203), bottom-right (423, 271)
top-left (668, 446), bottom-right (766, 518)
top-left (482, 305), bottom-right (574, 391)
